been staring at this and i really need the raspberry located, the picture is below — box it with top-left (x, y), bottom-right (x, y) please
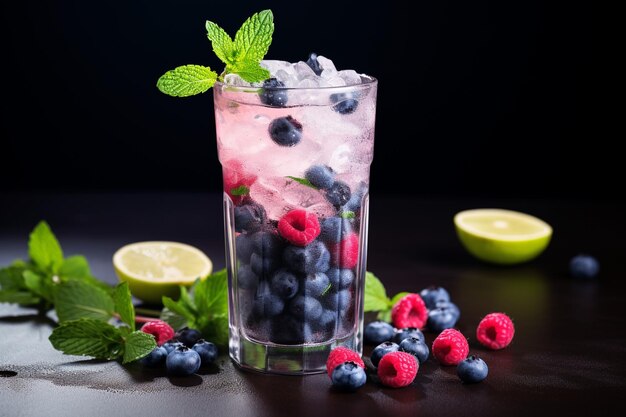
top-left (391, 293), bottom-right (428, 329)
top-left (377, 351), bottom-right (418, 388)
top-left (278, 209), bottom-right (321, 246)
top-left (223, 159), bottom-right (257, 204)
top-left (328, 233), bottom-right (359, 268)
top-left (326, 346), bottom-right (365, 378)
top-left (476, 312), bottom-right (515, 350)
top-left (432, 328), bottom-right (469, 365)
top-left (141, 320), bottom-right (175, 346)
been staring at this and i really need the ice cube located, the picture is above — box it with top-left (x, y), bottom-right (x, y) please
top-left (337, 70), bottom-right (362, 86)
top-left (294, 61), bottom-right (316, 80)
top-left (298, 78), bottom-right (319, 88)
top-left (324, 76), bottom-right (346, 87)
top-left (276, 69), bottom-right (297, 87)
top-left (317, 56), bottom-right (337, 73)
top-left (224, 73), bottom-right (249, 86)
top-left (261, 60), bottom-right (292, 76)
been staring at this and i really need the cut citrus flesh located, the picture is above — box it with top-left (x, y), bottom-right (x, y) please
top-left (454, 209), bottom-right (552, 265)
top-left (113, 241), bottom-right (212, 304)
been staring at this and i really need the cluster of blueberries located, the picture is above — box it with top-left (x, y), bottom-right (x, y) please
top-left (141, 328), bottom-right (218, 376)
top-left (260, 53), bottom-right (360, 148)
top-left (232, 165), bottom-right (368, 345)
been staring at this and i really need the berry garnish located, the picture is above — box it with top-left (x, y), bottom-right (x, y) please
top-left (476, 312), bottom-right (515, 350)
top-left (320, 216), bottom-right (352, 244)
top-left (393, 327), bottom-right (425, 344)
top-left (432, 329), bottom-right (469, 366)
top-left (140, 320), bottom-right (175, 346)
top-left (192, 339), bottom-right (218, 366)
top-left (391, 293), bottom-right (428, 329)
top-left (166, 345), bottom-right (201, 376)
top-left (370, 341), bottom-right (400, 367)
top-left (175, 327), bottom-right (202, 348)
top-left (457, 355), bottom-right (488, 383)
top-left (427, 303), bottom-right (460, 333)
top-left (399, 337), bottom-right (429, 364)
top-left (305, 52), bottom-right (323, 75)
top-left (325, 180), bottom-right (351, 207)
top-left (222, 159), bottom-right (257, 204)
top-left (328, 233), bottom-right (359, 269)
top-left (268, 116), bottom-right (302, 147)
top-left (364, 321), bottom-right (395, 345)
top-left (570, 254), bottom-right (599, 279)
top-left (330, 93), bottom-right (359, 115)
top-left (259, 78), bottom-right (288, 107)
top-left (419, 285), bottom-right (451, 310)
top-left (331, 361), bottom-right (367, 391)
top-left (278, 209), bottom-right (321, 246)
top-left (234, 202), bottom-right (266, 232)
top-left (140, 346), bottom-right (168, 367)
top-left (283, 240), bottom-right (330, 273)
top-left (377, 351), bottom-right (418, 388)
top-left (305, 164), bottom-right (335, 190)
top-left (326, 346), bottom-right (365, 378)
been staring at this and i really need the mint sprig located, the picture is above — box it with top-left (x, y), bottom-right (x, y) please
top-left (157, 9), bottom-right (274, 97)
top-left (364, 271), bottom-right (409, 322)
top-left (160, 269), bottom-right (229, 347)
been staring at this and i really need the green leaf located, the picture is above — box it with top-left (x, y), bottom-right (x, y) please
top-left (230, 185), bottom-right (250, 196)
top-left (22, 270), bottom-right (43, 295)
top-left (198, 314), bottom-right (229, 347)
top-left (364, 271), bottom-right (390, 312)
top-left (122, 331), bottom-right (156, 363)
top-left (229, 60), bottom-right (270, 83)
top-left (112, 282), bottom-right (135, 331)
top-left (0, 290), bottom-right (40, 305)
top-left (206, 20), bottom-right (235, 66)
top-left (233, 10), bottom-right (274, 66)
top-left (193, 269), bottom-right (228, 318)
top-left (55, 280), bottom-right (115, 323)
top-left (59, 255), bottom-right (91, 280)
top-left (0, 266), bottom-right (27, 291)
top-left (157, 65), bottom-right (218, 97)
top-left (160, 307), bottom-right (188, 331)
top-left (28, 221), bottom-right (64, 273)
top-left (179, 286), bottom-right (197, 313)
top-left (341, 211), bottom-right (356, 219)
top-left (377, 310), bottom-right (392, 323)
top-left (162, 296), bottom-right (195, 322)
top-left (285, 176), bottom-right (318, 189)
top-left (389, 292), bottom-right (410, 308)
top-left (49, 319), bottom-right (123, 360)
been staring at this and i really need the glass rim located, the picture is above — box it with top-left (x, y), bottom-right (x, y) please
top-left (214, 74), bottom-right (377, 93)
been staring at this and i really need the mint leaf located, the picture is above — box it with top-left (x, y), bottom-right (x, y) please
top-left (0, 290), bottom-right (40, 304)
top-left (230, 60), bottom-right (270, 83)
top-left (364, 271), bottom-right (390, 312)
top-left (230, 185), bottom-right (249, 196)
top-left (157, 65), bottom-right (218, 97)
top-left (341, 211), bottom-right (356, 219)
top-left (286, 176), bottom-right (318, 189)
top-left (160, 306), bottom-right (188, 330)
top-left (233, 10), bottom-right (274, 67)
top-left (199, 314), bottom-right (229, 347)
top-left (194, 269), bottom-right (228, 317)
top-left (49, 319), bottom-right (123, 360)
top-left (122, 331), bottom-right (156, 363)
top-left (112, 282), bottom-right (135, 331)
top-left (23, 270), bottom-right (43, 295)
top-left (59, 255), bottom-right (91, 280)
top-left (55, 280), bottom-right (115, 323)
top-left (206, 20), bottom-right (235, 66)
top-left (179, 286), bottom-right (197, 313)
top-left (0, 265), bottom-right (26, 291)
top-left (389, 292), bottom-right (410, 307)
top-left (28, 221), bottom-right (63, 273)
top-left (162, 296), bottom-right (195, 322)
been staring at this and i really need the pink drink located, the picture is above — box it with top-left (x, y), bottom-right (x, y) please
top-left (214, 76), bottom-right (377, 374)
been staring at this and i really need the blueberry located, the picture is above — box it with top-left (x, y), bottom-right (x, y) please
top-left (271, 314), bottom-right (306, 344)
top-left (237, 264), bottom-right (259, 290)
top-left (399, 337), bottom-right (430, 364)
top-left (330, 93), bottom-right (359, 115)
top-left (283, 240), bottom-right (330, 274)
top-left (570, 254), bottom-right (599, 279)
top-left (326, 268), bottom-right (354, 290)
top-left (343, 182), bottom-right (368, 213)
top-left (331, 361), bottom-right (367, 391)
top-left (325, 181), bottom-right (351, 207)
top-left (268, 116), bottom-right (302, 147)
top-left (435, 300), bottom-right (460, 319)
top-left (192, 339), bottom-right (218, 366)
top-left (175, 328), bottom-right (202, 348)
top-left (457, 355), bottom-right (488, 383)
top-left (364, 321), bottom-right (395, 345)
top-left (304, 272), bottom-right (330, 298)
top-left (162, 341), bottom-right (184, 354)
top-left (393, 327), bottom-right (425, 344)
top-left (419, 286), bottom-right (451, 310)
top-left (252, 231), bottom-right (284, 258)
top-left (370, 341), bottom-right (400, 367)
top-left (305, 52), bottom-right (323, 76)
top-left (288, 295), bottom-right (323, 320)
top-left (323, 289), bottom-right (352, 312)
top-left (236, 233), bottom-right (255, 263)
top-left (234, 203), bottom-right (266, 232)
top-left (270, 269), bottom-right (299, 299)
top-left (305, 165), bottom-right (335, 190)
top-left (318, 309), bottom-right (337, 329)
top-left (166, 346), bottom-right (201, 376)
top-left (259, 78), bottom-right (288, 107)
top-left (253, 282), bottom-right (285, 317)
top-left (140, 346), bottom-right (168, 367)
top-left (427, 304), bottom-right (460, 333)
top-left (250, 252), bottom-right (280, 277)
top-left (319, 216), bottom-right (353, 244)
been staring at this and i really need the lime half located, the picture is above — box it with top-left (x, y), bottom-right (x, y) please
top-left (454, 209), bottom-right (552, 265)
top-left (113, 241), bottom-right (212, 304)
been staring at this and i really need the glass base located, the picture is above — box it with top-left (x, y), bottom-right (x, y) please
top-left (229, 330), bottom-right (358, 375)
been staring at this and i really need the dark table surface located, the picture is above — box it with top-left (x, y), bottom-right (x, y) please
top-left (1, 192), bottom-right (625, 417)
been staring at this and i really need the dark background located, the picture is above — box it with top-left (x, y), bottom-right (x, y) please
top-left (0, 0), bottom-right (604, 199)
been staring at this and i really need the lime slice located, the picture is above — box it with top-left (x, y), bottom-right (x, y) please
top-left (113, 241), bottom-right (213, 304)
top-left (454, 209), bottom-right (552, 265)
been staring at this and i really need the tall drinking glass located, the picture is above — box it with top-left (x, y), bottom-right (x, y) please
top-left (214, 77), bottom-right (377, 374)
